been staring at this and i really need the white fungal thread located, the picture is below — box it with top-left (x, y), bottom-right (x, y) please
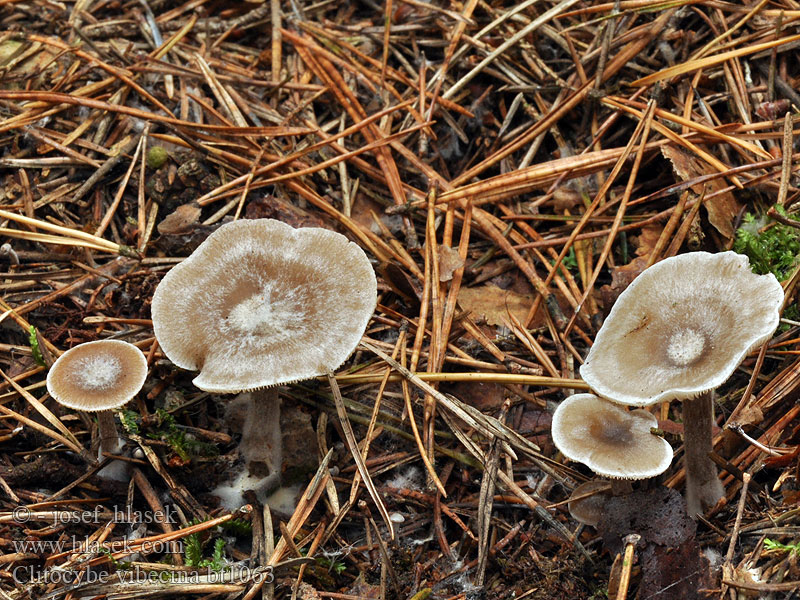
top-left (666, 328), bottom-right (706, 366)
top-left (72, 355), bottom-right (122, 390)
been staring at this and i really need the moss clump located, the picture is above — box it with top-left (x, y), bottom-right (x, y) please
top-left (146, 146), bottom-right (169, 170)
top-left (734, 207), bottom-right (800, 281)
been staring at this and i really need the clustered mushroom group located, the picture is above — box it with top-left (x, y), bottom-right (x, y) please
top-left (552, 251), bottom-right (784, 518)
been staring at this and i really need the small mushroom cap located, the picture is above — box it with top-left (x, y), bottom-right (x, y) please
top-left (46, 340), bottom-right (147, 411)
top-left (151, 218), bottom-right (377, 393)
top-left (551, 394), bottom-right (673, 479)
top-left (581, 251), bottom-right (783, 406)
top-left (568, 480), bottom-right (611, 526)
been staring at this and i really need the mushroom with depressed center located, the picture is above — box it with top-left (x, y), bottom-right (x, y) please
top-left (47, 339), bottom-right (148, 478)
top-left (151, 218), bottom-right (377, 503)
top-left (580, 251), bottom-right (783, 517)
top-left (551, 393), bottom-right (673, 483)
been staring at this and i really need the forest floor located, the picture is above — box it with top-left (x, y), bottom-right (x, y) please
top-left (1, 0), bottom-right (800, 599)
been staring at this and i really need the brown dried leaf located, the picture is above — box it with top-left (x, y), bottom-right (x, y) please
top-left (458, 284), bottom-right (533, 326)
top-left (439, 245), bottom-right (465, 282)
top-left (661, 146), bottom-right (741, 240)
top-left (634, 225), bottom-right (662, 257)
top-left (599, 256), bottom-right (648, 310)
top-left (157, 203), bottom-right (201, 235)
top-left (444, 380), bottom-right (505, 411)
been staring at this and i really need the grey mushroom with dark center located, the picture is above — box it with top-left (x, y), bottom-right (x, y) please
top-left (551, 393), bottom-right (673, 481)
top-left (152, 218), bottom-right (377, 507)
top-left (580, 251), bottom-right (783, 517)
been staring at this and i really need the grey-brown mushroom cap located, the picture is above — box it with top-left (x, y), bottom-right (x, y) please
top-left (551, 394), bottom-right (673, 479)
top-left (151, 218), bottom-right (378, 394)
top-left (580, 251), bottom-right (783, 407)
top-left (46, 340), bottom-right (148, 411)
top-left (568, 480), bottom-right (611, 526)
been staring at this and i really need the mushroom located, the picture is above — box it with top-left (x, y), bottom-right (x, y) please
top-left (567, 480), bottom-right (612, 527)
top-left (46, 339), bottom-right (147, 478)
top-left (151, 218), bottom-right (377, 501)
top-left (551, 393), bottom-right (673, 482)
top-left (580, 251), bottom-right (783, 516)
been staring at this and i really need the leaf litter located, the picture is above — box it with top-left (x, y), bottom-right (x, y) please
top-left (0, 1), bottom-right (800, 599)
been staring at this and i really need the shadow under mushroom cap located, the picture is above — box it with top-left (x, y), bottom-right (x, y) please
top-left (151, 219), bottom-right (377, 394)
top-left (580, 251), bottom-right (783, 406)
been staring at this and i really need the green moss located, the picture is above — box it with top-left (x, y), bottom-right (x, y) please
top-left (733, 207), bottom-right (800, 280)
top-left (146, 146), bottom-right (169, 170)
top-left (147, 409), bottom-right (217, 462)
top-left (764, 538), bottom-right (800, 555)
top-left (28, 326), bottom-right (45, 367)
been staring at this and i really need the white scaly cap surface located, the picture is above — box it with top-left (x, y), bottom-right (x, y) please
top-left (47, 340), bottom-right (147, 411)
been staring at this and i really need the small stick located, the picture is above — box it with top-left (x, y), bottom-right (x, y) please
top-left (615, 533), bottom-right (641, 600)
top-left (721, 472), bottom-right (751, 599)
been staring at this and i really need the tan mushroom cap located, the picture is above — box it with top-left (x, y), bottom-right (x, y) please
top-left (567, 480), bottom-right (611, 527)
top-left (151, 218), bottom-right (377, 394)
top-left (551, 394), bottom-right (673, 479)
top-left (47, 340), bottom-right (148, 411)
top-left (581, 251), bottom-right (783, 406)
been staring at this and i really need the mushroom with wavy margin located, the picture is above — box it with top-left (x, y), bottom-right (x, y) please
top-left (580, 251), bottom-right (783, 516)
top-left (552, 393), bottom-right (673, 484)
top-left (151, 218), bottom-right (377, 502)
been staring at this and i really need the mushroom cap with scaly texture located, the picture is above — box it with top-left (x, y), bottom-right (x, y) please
top-left (47, 340), bottom-right (147, 411)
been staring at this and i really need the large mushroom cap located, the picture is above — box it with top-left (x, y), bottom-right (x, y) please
top-left (551, 394), bottom-right (673, 479)
top-left (47, 340), bottom-right (148, 411)
top-left (151, 218), bottom-right (377, 393)
top-left (580, 251), bottom-right (783, 406)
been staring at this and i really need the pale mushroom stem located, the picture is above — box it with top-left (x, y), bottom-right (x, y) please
top-left (240, 388), bottom-right (282, 492)
top-left (96, 410), bottom-right (123, 458)
top-left (682, 390), bottom-right (725, 517)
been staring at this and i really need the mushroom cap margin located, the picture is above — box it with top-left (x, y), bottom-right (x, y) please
top-left (151, 218), bottom-right (378, 393)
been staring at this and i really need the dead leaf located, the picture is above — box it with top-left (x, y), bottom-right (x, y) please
top-left (458, 284), bottom-right (533, 326)
top-left (599, 256), bottom-right (648, 311)
top-left (444, 380), bottom-right (505, 411)
top-left (634, 225), bottom-right (662, 257)
top-left (157, 203), bottom-right (201, 235)
top-left (439, 245), bottom-right (465, 282)
top-left (661, 146), bottom-right (741, 240)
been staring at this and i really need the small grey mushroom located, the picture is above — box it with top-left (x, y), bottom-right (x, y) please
top-left (551, 393), bottom-right (673, 480)
top-left (47, 340), bottom-right (147, 479)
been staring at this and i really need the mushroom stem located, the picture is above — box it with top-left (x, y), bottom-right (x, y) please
top-left (610, 479), bottom-right (633, 495)
top-left (239, 388), bottom-right (283, 492)
top-left (96, 410), bottom-right (123, 458)
top-left (682, 390), bottom-right (724, 517)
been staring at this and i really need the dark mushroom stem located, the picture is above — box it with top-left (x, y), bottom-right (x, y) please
top-left (682, 390), bottom-right (724, 517)
top-left (96, 410), bottom-right (123, 458)
top-left (239, 388), bottom-right (282, 493)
